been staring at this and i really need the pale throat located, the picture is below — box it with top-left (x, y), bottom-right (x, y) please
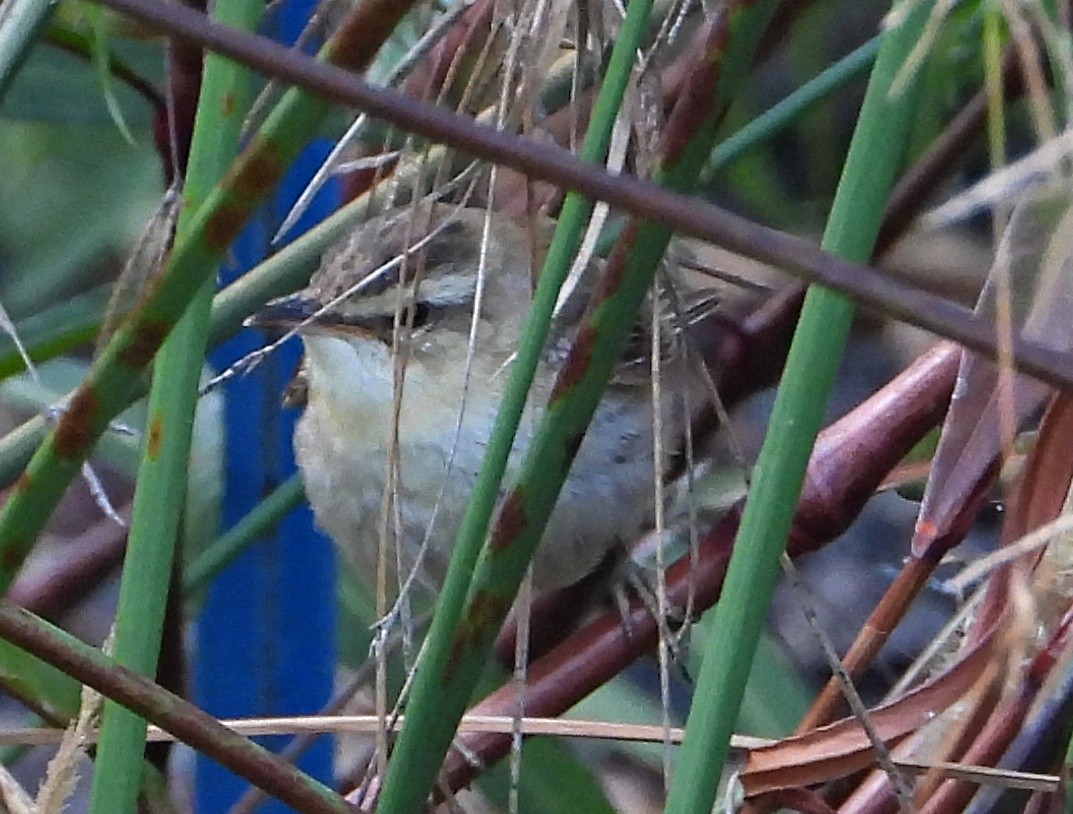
top-left (301, 332), bottom-right (486, 445)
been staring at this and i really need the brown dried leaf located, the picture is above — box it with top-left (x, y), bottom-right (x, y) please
top-left (739, 632), bottom-right (994, 796)
top-left (913, 191), bottom-right (1073, 559)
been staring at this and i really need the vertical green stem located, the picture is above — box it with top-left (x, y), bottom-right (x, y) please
top-left (662, 4), bottom-right (933, 813)
top-left (373, 1), bottom-right (658, 811)
top-left (86, 1), bottom-right (260, 812)
top-left (983, 3), bottom-right (1006, 238)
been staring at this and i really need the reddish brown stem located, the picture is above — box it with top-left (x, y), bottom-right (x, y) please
top-left (793, 558), bottom-right (936, 733)
top-left (7, 511), bottom-right (128, 622)
top-left (152, 0), bottom-right (207, 183)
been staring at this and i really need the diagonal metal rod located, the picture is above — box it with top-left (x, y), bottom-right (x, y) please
top-left (89, 0), bottom-right (1073, 392)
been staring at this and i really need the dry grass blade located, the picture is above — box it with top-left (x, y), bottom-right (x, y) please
top-left (780, 553), bottom-right (913, 806)
top-left (93, 185), bottom-right (181, 358)
top-left (945, 511), bottom-right (1073, 598)
top-left (35, 682), bottom-right (103, 814)
top-left (0, 299), bottom-right (36, 382)
top-left (0, 715), bottom-right (1058, 793)
top-left (925, 129), bottom-right (1073, 227)
top-left (0, 763), bottom-right (34, 814)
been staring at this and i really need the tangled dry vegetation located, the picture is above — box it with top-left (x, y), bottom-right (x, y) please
top-left (3, 0), bottom-right (1073, 812)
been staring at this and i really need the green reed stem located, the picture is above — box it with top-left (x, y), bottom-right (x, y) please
top-left (663, 4), bottom-right (932, 812)
top-left (86, 0), bottom-right (259, 810)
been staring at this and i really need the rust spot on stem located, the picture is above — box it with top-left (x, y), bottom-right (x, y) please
top-left (490, 491), bottom-right (526, 551)
top-left (53, 387), bottom-right (99, 460)
top-left (597, 227), bottom-right (636, 297)
top-left (443, 590), bottom-right (510, 681)
top-left (13, 472), bottom-right (30, 494)
top-left (226, 143), bottom-right (284, 200)
top-left (549, 323), bottom-right (597, 404)
top-left (468, 590), bottom-right (509, 632)
top-left (327, 0), bottom-right (413, 72)
top-left (203, 202), bottom-right (248, 252)
top-left (146, 413), bottom-right (164, 461)
top-left (119, 319), bottom-right (169, 369)
top-left (203, 144), bottom-right (285, 251)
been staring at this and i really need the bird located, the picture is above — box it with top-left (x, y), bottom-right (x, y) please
top-left (251, 203), bottom-right (715, 597)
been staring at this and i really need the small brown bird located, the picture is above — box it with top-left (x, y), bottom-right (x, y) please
top-left (253, 204), bottom-right (714, 595)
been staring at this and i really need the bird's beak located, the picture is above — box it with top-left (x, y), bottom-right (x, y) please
top-left (245, 293), bottom-right (320, 331)
top-left (246, 293), bottom-right (393, 343)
